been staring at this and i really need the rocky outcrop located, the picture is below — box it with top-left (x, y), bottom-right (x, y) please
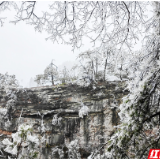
top-left (0, 81), bottom-right (129, 158)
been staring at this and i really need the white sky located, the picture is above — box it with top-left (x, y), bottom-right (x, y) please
top-left (0, 2), bottom-right (96, 87)
top-left (0, 21), bottom-right (78, 87)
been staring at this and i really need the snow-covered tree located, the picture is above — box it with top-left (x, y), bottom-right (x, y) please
top-left (77, 50), bottom-right (102, 84)
top-left (58, 66), bottom-right (70, 84)
top-left (99, 44), bottom-right (132, 81)
top-left (35, 60), bottom-right (58, 86)
top-left (0, 73), bottom-right (20, 129)
top-left (103, 2), bottom-right (160, 159)
top-left (0, 73), bottom-right (19, 90)
top-left (75, 46), bottom-right (131, 86)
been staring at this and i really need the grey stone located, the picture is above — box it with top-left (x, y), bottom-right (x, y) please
top-left (0, 81), bottom-right (127, 158)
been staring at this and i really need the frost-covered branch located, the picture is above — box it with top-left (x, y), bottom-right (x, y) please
top-left (1, 1), bottom-right (149, 51)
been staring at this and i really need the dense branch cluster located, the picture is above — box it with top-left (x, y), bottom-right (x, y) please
top-left (0, 1), bottom-right (148, 51)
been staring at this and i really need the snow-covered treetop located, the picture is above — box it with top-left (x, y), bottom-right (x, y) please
top-left (35, 60), bottom-right (58, 85)
top-left (0, 73), bottom-right (19, 90)
top-left (44, 60), bottom-right (58, 78)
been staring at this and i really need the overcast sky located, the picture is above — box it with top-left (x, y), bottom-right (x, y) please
top-left (0, 2), bottom-right (96, 87)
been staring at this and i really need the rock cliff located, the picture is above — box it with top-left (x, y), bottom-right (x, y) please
top-left (0, 81), bottom-right (128, 158)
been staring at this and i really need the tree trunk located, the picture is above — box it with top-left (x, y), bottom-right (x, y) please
top-left (51, 75), bottom-right (54, 85)
top-left (154, 2), bottom-right (160, 60)
top-left (103, 59), bottom-right (107, 81)
top-left (96, 58), bottom-right (98, 79)
top-left (92, 61), bottom-right (95, 81)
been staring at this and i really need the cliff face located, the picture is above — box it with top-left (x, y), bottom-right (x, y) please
top-left (0, 81), bottom-right (128, 158)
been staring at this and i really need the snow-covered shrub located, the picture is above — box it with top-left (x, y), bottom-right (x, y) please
top-left (52, 114), bottom-right (62, 126)
top-left (67, 139), bottom-right (81, 159)
top-left (79, 103), bottom-right (89, 118)
top-left (52, 114), bottom-right (58, 125)
top-left (52, 139), bottom-right (88, 159)
top-left (0, 108), bottom-right (7, 116)
top-left (38, 113), bottom-right (46, 134)
top-left (2, 123), bottom-right (39, 159)
top-left (88, 152), bottom-right (106, 159)
top-left (52, 146), bottom-right (64, 159)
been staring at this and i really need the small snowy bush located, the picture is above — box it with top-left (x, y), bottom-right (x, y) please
top-left (79, 103), bottom-right (89, 118)
top-left (68, 139), bottom-right (81, 159)
top-left (2, 123), bottom-right (39, 159)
